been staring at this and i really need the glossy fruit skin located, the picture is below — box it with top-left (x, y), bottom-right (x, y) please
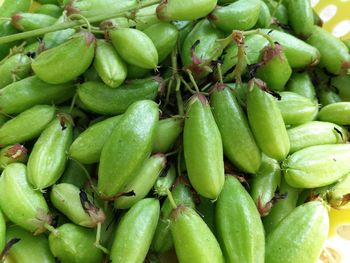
top-left (211, 0), bottom-right (261, 32)
top-left (181, 19), bottom-right (224, 78)
top-left (250, 155), bottom-right (281, 214)
top-left (265, 201), bottom-right (329, 263)
top-left (276, 91), bottom-right (318, 125)
top-left (133, 4), bottom-right (160, 30)
top-left (49, 223), bottom-right (104, 263)
top-left (51, 183), bottom-right (105, 227)
top-left (11, 13), bottom-right (57, 31)
top-left (247, 82), bottom-right (290, 161)
top-left (152, 117), bottom-right (183, 153)
top-left (307, 26), bottom-right (350, 75)
top-left (286, 72), bottom-right (316, 101)
top-left (153, 164), bottom-right (177, 197)
top-left (256, 44), bottom-right (292, 91)
top-left (287, 121), bottom-right (348, 153)
top-left (263, 177), bottom-right (299, 234)
top-left (0, 163), bottom-right (50, 234)
top-left (110, 28), bottom-right (158, 69)
top-left (0, 144), bottom-right (28, 170)
top-left (65, 0), bottom-right (137, 18)
top-left (69, 115), bottom-right (122, 164)
top-left (171, 205), bottom-right (225, 263)
top-left (0, 105), bottom-right (55, 146)
top-left (0, 0), bottom-right (32, 17)
top-left (318, 102), bottom-right (350, 125)
top-left (216, 176), bottom-right (265, 263)
top-left (0, 53), bottom-right (31, 89)
top-left (331, 75), bottom-right (350, 102)
top-left (5, 226), bottom-right (55, 263)
top-left (256, 0), bottom-right (271, 28)
top-left (77, 78), bottom-right (161, 115)
top-left (34, 4), bottom-right (63, 18)
top-left (287, 0), bottom-right (314, 38)
top-left (261, 29), bottom-right (320, 68)
top-left (156, 0), bottom-right (217, 21)
top-left (93, 39), bottom-right (127, 88)
top-left (114, 154), bottom-right (166, 209)
top-left (32, 32), bottom-right (96, 84)
top-left (143, 22), bottom-right (179, 63)
top-left (183, 94), bottom-right (225, 199)
top-left (110, 198), bottom-right (160, 263)
top-left (27, 115), bottom-right (73, 190)
top-left (0, 76), bottom-right (75, 115)
top-left (152, 178), bottom-right (195, 253)
top-left (98, 100), bottom-right (159, 198)
top-left (283, 144), bottom-right (350, 188)
top-left (211, 85), bottom-right (261, 174)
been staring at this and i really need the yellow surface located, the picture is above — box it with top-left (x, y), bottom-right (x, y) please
top-left (328, 208), bottom-right (350, 238)
top-left (312, 0), bottom-right (350, 39)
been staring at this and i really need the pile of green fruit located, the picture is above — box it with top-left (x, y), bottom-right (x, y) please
top-left (0, 0), bottom-right (350, 262)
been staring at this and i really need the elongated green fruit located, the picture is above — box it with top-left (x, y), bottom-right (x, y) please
top-left (287, 0), bottom-right (314, 38)
top-left (211, 84), bottom-right (261, 174)
top-left (265, 201), bottom-right (329, 263)
top-left (276, 91), bottom-right (318, 125)
top-left (114, 154), bottom-right (166, 209)
top-left (152, 117), bottom-right (183, 153)
top-left (94, 39), bottom-right (127, 88)
top-left (59, 159), bottom-right (91, 188)
top-left (143, 22), bottom-right (179, 63)
top-left (110, 198), bottom-right (160, 263)
top-left (110, 28), bottom-right (158, 69)
top-left (247, 81), bottom-right (290, 161)
top-left (318, 102), bottom-right (350, 125)
top-left (156, 0), bottom-right (217, 21)
top-left (0, 144), bottom-right (28, 170)
top-left (32, 31), bottom-right (96, 84)
top-left (327, 173), bottom-right (350, 210)
top-left (27, 114), bottom-right (73, 190)
top-left (216, 176), bottom-right (265, 263)
top-left (0, 163), bottom-right (51, 234)
top-left (34, 4), bottom-right (63, 18)
top-left (210, 0), bottom-right (261, 32)
top-left (51, 183), bottom-right (105, 227)
top-left (11, 13), bottom-right (57, 31)
top-left (256, 44), bottom-right (292, 91)
top-left (286, 72), bottom-right (316, 101)
top-left (171, 205), bottom-right (224, 263)
top-left (77, 78), bottom-right (162, 115)
top-left (263, 177), bottom-right (299, 234)
top-left (134, 4), bottom-right (161, 30)
top-left (307, 26), bottom-right (350, 74)
top-left (250, 155), bottom-right (281, 216)
top-left (0, 76), bottom-right (75, 114)
top-left (283, 144), bottom-right (350, 188)
top-left (287, 121), bottom-right (348, 153)
top-left (261, 29), bottom-right (320, 68)
top-left (49, 223), bottom-right (104, 263)
top-left (98, 100), bottom-right (159, 198)
top-left (5, 226), bottom-right (55, 263)
top-left (69, 115), bottom-right (122, 164)
top-left (184, 94), bottom-right (225, 199)
top-left (0, 53), bottom-right (31, 88)
top-left (65, 0), bottom-right (137, 18)
top-left (256, 0), bottom-right (271, 28)
top-left (152, 178), bottom-right (195, 253)
top-left (0, 105), bottom-right (55, 146)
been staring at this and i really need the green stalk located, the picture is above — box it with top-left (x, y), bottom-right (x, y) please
top-left (0, 0), bottom-right (160, 44)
